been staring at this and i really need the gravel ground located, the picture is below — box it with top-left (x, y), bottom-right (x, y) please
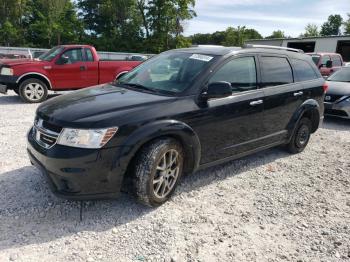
top-left (0, 91), bottom-right (350, 262)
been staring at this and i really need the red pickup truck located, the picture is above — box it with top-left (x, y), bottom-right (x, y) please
top-left (0, 45), bottom-right (142, 103)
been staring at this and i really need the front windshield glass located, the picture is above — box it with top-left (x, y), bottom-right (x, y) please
top-left (118, 52), bottom-right (216, 94)
top-left (310, 55), bottom-right (320, 65)
top-left (38, 46), bottom-right (64, 61)
top-left (328, 68), bottom-right (350, 82)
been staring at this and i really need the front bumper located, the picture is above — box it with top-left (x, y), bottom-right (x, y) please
top-left (27, 128), bottom-right (127, 200)
top-left (0, 75), bottom-right (19, 93)
top-left (324, 99), bottom-right (350, 119)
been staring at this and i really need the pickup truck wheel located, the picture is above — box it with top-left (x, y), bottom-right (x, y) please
top-left (286, 118), bottom-right (312, 154)
top-left (19, 78), bottom-right (48, 103)
top-left (133, 138), bottom-right (184, 207)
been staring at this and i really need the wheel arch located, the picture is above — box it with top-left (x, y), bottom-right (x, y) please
top-left (288, 99), bottom-right (321, 136)
top-left (16, 73), bottom-right (52, 90)
top-left (118, 120), bottom-right (201, 179)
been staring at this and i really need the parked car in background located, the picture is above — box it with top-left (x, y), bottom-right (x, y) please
top-left (324, 67), bottom-right (350, 119)
top-left (344, 62), bottom-right (350, 67)
top-left (307, 53), bottom-right (343, 77)
top-left (27, 45), bottom-right (325, 206)
top-left (0, 45), bottom-right (142, 103)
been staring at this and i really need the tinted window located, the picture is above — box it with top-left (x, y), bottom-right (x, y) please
top-left (291, 59), bottom-right (318, 81)
top-left (331, 55), bottom-right (342, 66)
top-left (209, 57), bottom-right (257, 92)
top-left (60, 49), bottom-right (83, 64)
top-left (310, 54), bottom-right (320, 65)
top-left (85, 48), bottom-right (94, 62)
top-left (321, 55), bottom-right (330, 65)
top-left (260, 57), bottom-right (293, 87)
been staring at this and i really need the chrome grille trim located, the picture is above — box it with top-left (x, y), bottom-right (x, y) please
top-left (33, 118), bottom-right (61, 149)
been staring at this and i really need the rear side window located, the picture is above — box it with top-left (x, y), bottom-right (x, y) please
top-left (331, 55), bottom-right (342, 66)
top-left (260, 57), bottom-right (293, 87)
top-left (291, 59), bottom-right (318, 82)
top-left (85, 48), bottom-right (94, 62)
top-left (209, 56), bottom-right (257, 92)
top-left (321, 55), bottom-right (330, 65)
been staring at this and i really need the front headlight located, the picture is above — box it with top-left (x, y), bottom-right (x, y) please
top-left (0, 67), bottom-right (14, 76)
top-left (57, 127), bottom-right (118, 149)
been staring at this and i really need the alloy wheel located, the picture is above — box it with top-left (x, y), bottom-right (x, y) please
top-left (153, 149), bottom-right (180, 198)
top-left (24, 83), bottom-right (45, 101)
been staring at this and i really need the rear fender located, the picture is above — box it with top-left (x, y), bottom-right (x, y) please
top-left (287, 99), bottom-right (321, 139)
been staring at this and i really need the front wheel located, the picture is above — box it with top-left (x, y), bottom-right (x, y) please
top-left (19, 78), bottom-right (48, 103)
top-left (132, 138), bottom-right (184, 207)
top-left (286, 118), bottom-right (312, 154)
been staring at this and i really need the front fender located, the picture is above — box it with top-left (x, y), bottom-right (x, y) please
top-left (116, 120), bottom-right (201, 176)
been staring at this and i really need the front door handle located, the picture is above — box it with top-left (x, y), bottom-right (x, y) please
top-left (250, 100), bottom-right (263, 106)
top-left (293, 91), bottom-right (303, 97)
top-left (80, 66), bottom-right (86, 71)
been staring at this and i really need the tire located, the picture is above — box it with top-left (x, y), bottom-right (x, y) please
top-left (132, 138), bottom-right (184, 207)
top-left (19, 78), bottom-right (48, 103)
top-left (286, 118), bottom-right (312, 154)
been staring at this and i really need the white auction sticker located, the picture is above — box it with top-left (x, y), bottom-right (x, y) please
top-left (189, 54), bottom-right (213, 62)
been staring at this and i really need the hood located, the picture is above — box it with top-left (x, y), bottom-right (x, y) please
top-left (37, 84), bottom-right (176, 128)
top-left (326, 81), bottom-right (350, 96)
top-left (0, 58), bottom-right (45, 67)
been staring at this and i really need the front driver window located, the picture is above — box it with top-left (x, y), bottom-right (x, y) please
top-left (59, 49), bottom-right (84, 64)
top-left (209, 57), bottom-right (257, 92)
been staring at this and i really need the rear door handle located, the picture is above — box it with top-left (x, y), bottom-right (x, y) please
top-left (80, 66), bottom-right (86, 71)
top-left (250, 100), bottom-right (263, 106)
top-left (293, 91), bottom-right (303, 97)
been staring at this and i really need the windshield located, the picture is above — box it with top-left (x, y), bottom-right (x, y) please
top-left (117, 52), bottom-right (216, 94)
top-left (328, 68), bottom-right (350, 82)
top-left (38, 46), bottom-right (64, 61)
top-left (309, 54), bottom-right (320, 65)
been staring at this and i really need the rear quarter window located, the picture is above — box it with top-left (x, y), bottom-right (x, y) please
top-left (331, 55), bottom-right (342, 67)
top-left (291, 59), bottom-right (318, 82)
top-left (260, 56), bottom-right (293, 87)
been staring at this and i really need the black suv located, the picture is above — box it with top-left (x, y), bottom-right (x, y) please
top-left (27, 46), bottom-right (325, 206)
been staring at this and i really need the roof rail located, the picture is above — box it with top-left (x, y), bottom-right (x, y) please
top-left (244, 44), bottom-right (304, 53)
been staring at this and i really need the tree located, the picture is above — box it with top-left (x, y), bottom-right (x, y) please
top-left (26, 0), bottom-right (83, 47)
top-left (344, 13), bottom-right (350, 35)
top-left (303, 23), bottom-right (319, 37)
top-left (320, 14), bottom-right (343, 36)
top-left (265, 30), bottom-right (285, 39)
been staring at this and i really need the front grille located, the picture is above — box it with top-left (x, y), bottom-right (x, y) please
top-left (324, 95), bottom-right (345, 103)
top-left (33, 118), bottom-right (61, 149)
top-left (325, 109), bottom-right (349, 117)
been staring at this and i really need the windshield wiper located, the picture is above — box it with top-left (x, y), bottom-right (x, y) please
top-left (119, 82), bottom-right (156, 92)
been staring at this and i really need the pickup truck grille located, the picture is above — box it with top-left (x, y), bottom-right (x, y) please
top-left (33, 118), bottom-right (62, 149)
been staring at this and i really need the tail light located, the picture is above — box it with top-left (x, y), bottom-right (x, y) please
top-left (322, 83), bottom-right (328, 93)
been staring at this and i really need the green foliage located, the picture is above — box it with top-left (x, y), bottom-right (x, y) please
top-left (303, 23), bottom-right (319, 37)
top-left (320, 14), bottom-right (343, 36)
top-left (344, 14), bottom-right (350, 35)
top-left (265, 30), bottom-right (285, 39)
top-left (190, 26), bottom-right (262, 47)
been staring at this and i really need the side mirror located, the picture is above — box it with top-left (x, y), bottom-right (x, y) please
top-left (203, 82), bottom-right (232, 99)
top-left (326, 60), bottom-right (333, 68)
top-left (56, 55), bottom-right (69, 65)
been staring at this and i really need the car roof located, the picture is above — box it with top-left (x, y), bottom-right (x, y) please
top-left (172, 46), bottom-right (309, 59)
top-left (306, 52), bottom-right (341, 56)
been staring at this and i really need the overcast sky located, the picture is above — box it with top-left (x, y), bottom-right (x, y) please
top-left (184, 0), bottom-right (349, 37)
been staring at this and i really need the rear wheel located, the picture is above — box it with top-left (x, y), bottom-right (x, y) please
top-left (286, 118), bottom-right (312, 154)
top-left (19, 78), bottom-right (48, 103)
top-left (132, 138), bottom-right (184, 207)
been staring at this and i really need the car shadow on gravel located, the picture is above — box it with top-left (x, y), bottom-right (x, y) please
top-left (177, 147), bottom-right (290, 196)
top-left (0, 147), bottom-right (290, 251)
top-left (0, 93), bottom-right (59, 105)
top-left (322, 117), bottom-right (350, 131)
